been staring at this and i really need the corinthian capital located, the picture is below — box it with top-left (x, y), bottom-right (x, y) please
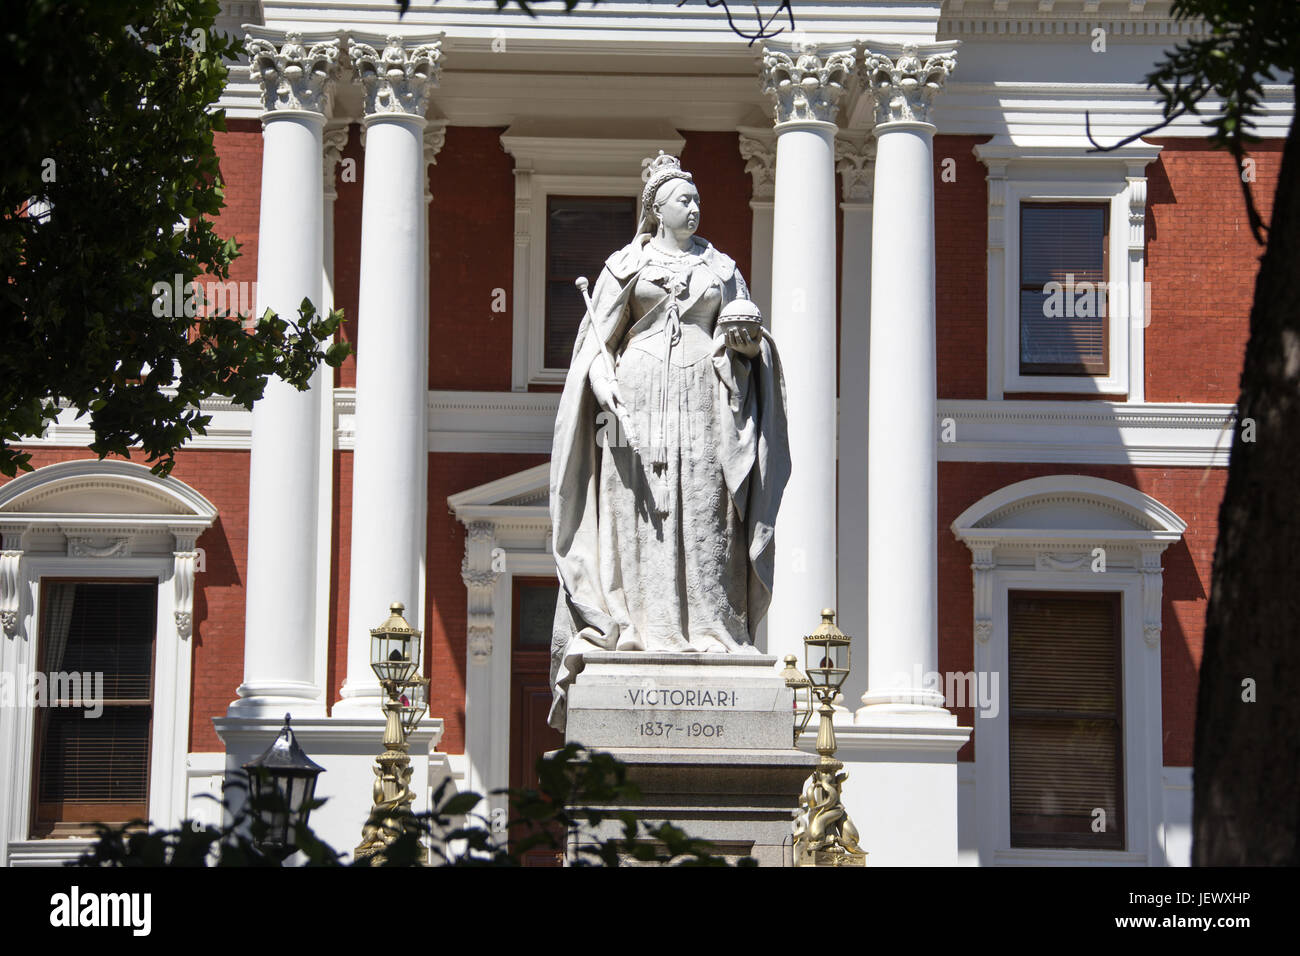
top-left (246, 31), bottom-right (343, 116)
top-left (350, 34), bottom-right (444, 120)
top-left (759, 43), bottom-right (857, 126)
top-left (860, 42), bottom-right (958, 127)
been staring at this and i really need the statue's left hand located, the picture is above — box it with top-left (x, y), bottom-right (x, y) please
top-left (723, 326), bottom-right (761, 359)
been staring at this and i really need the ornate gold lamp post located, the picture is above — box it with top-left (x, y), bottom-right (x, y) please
top-left (791, 609), bottom-right (866, 867)
top-left (354, 602), bottom-right (430, 865)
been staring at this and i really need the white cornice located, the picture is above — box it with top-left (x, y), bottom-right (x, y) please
top-left (256, 1), bottom-right (942, 45)
top-left (24, 395), bottom-right (255, 451)
top-left (974, 134), bottom-right (1161, 167)
top-left (933, 82), bottom-right (1293, 140)
top-left (935, 400), bottom-right (1236, 466)
top-left (15, 391), bottom-right (1237, 467)
top-left (940, 0), bottom-right (1202, 32)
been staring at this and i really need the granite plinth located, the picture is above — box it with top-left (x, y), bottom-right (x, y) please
top-left (566, 651), bottom-right (795, 751)
top-left (562, 652), bottom-right (815, 866)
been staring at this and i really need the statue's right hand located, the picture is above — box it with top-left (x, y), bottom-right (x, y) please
top-left (591, 374), bottom-right (624, 417)
top-left (591, 374), bottom-right (638, 447)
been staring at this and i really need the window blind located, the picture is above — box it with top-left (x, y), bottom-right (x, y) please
top-left (1019, 203), bottom-right (1109, 375)
top-left (1008, 591), bottom-right (1123, 850)
top-left (545, 196), bottom-right (637, 369)
top-left (32, 581), bottom-right (156, 834)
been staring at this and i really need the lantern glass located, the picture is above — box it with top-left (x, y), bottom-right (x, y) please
top-left (370, 602), bottom-right (420, 683)
top-left (779, 654), bottom-right (815, 743)
top-left (398, 678), bottom-right (429, 736)
top-left (804, 609), bottom-right (852, 694)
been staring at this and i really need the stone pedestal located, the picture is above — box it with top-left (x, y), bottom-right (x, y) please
top-left (563, 652), bottom-right (815, 866)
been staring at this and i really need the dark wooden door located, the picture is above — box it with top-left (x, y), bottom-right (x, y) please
top-left (508, 577), bottom-right (565, 866)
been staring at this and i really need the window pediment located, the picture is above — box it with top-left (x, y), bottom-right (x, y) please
top-left (952, 475), bottom-right (1185, 543)
top-left (0, 460), bottom-right (217, 525)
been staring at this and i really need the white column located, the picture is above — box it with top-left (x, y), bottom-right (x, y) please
top-left (758, 43), bottom-right (856, 664)
top-left (858, 42), bottom-right (960, 722)
top-left (229, 32), bottom-right (341, 718)
top-left (831, 46), bottom-right (970, 867)
top-left (835, 134), bottom-right (874, 709)
top-left (336, 35), bottom-right (444, 713)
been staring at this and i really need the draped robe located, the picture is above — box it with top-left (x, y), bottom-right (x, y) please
top-left (548, 234), bottom-right (790, 732)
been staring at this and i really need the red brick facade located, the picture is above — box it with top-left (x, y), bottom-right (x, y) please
top-left (1144, 138), bottom-right (1282, 403)
top-left (428, 127), bottom-right (516, 392)
top-left (5, 127), bottom-right (1267, 770)
top-left (935, 134), bottom-right (992, 400)
top-left (211, 120), bottom-right (263, 296)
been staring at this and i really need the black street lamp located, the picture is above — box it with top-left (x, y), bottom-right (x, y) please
top-left (242, 714), bottom-right (325, 862)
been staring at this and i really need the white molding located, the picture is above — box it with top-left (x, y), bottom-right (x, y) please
top-left (951, 474), bottom-right (1183, 866)
top-left (185, 751), bottom-right (228, 831)
top-left (22, 394), bottom-right (254, 451)
top-left (938, 399), bottom-right (1235, 465)
top-left (5, 837), bottom-right (95, 867)
top-left (17, 390), bottom-right (1236, 466)
top-left (975, 137), bottom-right (1161, 400)
top-left (932, 82), bottom-right (1292, 141)
top-left (939, 3), bottom-right (1209, 36)
top-left (427, 390), bottom-right (561, 454)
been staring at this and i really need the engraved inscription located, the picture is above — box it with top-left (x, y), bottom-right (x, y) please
top-left (626, 688), bottom-right (737, 707)
top-left (638, 721), bottom-right (725, 739)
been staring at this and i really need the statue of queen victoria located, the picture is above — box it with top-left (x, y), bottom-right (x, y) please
top-left (548, 152), bottom-right (790, 731)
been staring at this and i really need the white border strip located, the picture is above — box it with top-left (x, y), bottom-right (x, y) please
top-left (19, 392), bottom-right (1236, 467)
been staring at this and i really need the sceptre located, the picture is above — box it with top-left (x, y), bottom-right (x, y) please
top-left (576, 276), bottom-right (638, 448)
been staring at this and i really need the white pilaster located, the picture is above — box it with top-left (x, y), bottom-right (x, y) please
top-left (337, 35), bottom-right (443, 713)
top-left (758, 42), bottom-right (855, 664)
top-left (1125, 168), bottom-right (1150, 403)
top-left (317, 123), bottom-right (347, 705)
top-left (835, 132), bottom-right (874, 708)
top-left (229, 31), bottom-right (341, 718)
top-left (858, 42), bottom-right (960, 723)
top-left (459, 521), bottom-right (504, 804)
top-left (418, 121), bottom-right (446, 637)
top-left (737, 128), bottom-right (775, 323)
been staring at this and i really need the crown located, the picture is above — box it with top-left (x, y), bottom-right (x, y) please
top-left (641, 150), bottom-right (693, 211)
